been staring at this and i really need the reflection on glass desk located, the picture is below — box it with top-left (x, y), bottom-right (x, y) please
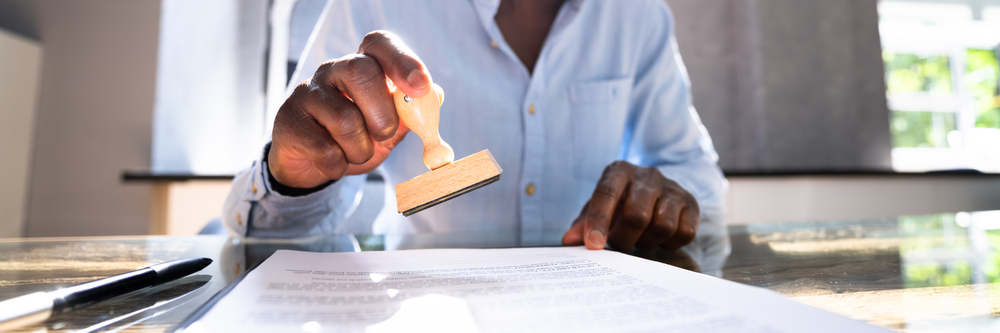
top-left (2, 212), bottom-right (1000, 332)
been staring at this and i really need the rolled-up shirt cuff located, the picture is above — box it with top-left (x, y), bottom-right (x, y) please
top-left (223, 143), bottom-right (364, 238)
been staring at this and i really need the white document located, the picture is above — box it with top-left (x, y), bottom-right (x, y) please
top-left (187, 247), bottom-right (887, 333)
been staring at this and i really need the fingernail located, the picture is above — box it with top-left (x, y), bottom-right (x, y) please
top-left (406, 69), bottom-right (428, 90)
top-left (587, 229), bottom-right (605, 249)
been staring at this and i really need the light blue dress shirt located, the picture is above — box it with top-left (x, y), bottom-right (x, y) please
top-left (224, 0), bottom-right (728, 239)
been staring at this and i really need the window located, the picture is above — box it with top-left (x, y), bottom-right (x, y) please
top-left (879, 0), bottom-right (1000, 172)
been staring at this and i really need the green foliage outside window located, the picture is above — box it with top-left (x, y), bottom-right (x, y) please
top-left (889, 111), bottom-right (956, 148)
top-left (883, 49), bottom-right (1000, 148)
top-left (883, 52), bottom-right (955, 148)
top-left (883, 52), bottom-right (953, 94)
top-left (966, 49), bottom-right (1000, 129)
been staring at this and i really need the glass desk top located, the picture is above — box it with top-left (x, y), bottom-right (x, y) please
top-left (2, 212), bottom-right (1000, 332)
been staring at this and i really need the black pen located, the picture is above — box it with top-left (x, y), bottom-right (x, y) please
top-left (0, 257), bottom-right (212, 332)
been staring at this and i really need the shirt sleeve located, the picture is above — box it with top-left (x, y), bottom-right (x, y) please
top-left (622, 0), bottom-right (728, 224)
top-left (222, 0), bottom-right (372, 238)
top-left (222, 143), bottom-right (366, 238)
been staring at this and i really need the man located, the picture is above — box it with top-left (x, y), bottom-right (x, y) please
top-left (224, 0), bottom-right (727, 252)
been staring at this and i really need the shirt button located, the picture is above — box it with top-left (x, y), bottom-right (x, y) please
top-left (525, 183), bottom-right (536, 196)
top-left (528, 104), bottom-right (536, 115)
top-left (490, 40), bottom-right (499, 48)
top-left (237, 214), bottom-right (243, 226)
top-left (252, 181), bottom-right (257, 194)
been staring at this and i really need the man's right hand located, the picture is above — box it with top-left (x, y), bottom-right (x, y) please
top-left (269, 31), bottom-right (431, 189)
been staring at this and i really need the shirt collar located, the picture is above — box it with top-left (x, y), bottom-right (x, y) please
top-left (467, 0), bottom-right (583, 75)
top-left (469, 0), bottom-right (583, 24)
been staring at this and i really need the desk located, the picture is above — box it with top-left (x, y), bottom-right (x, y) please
top-left (2, 212), bottom-right (999, 332)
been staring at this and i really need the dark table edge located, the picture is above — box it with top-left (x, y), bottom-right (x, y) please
top-left (123, 169), bottom-right (999, 182)
top-left (122, 172), bottom-right (386, 182)
top-left (722, 169), bottom-right (999, 177)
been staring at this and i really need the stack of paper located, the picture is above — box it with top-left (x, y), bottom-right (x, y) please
top-left (185, 247), bottom-right (887, 333)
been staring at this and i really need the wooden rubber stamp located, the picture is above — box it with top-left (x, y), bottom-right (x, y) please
top-left (391, 83), bottom-right (502, 216)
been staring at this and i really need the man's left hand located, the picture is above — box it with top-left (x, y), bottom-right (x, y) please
top-left (562, 161), bottom-right (700, 251)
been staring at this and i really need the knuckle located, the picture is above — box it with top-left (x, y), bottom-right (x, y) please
top-left (687, 202), bottom-right (701, 218)
top-left (360, 30), bottom-right (392, 50)
top-left (651, 167), bottom-right (667, 179)
top-left (600, 162), bottom-right (617, 177)
top-left (686, 195), bottom-right (701, 210)
top-left (332, 106), bottom-right (366, 135)
top-left (315, 146), bottom-right (347, 170)
top-left (621, 215), bottom-right (649, 230)
top-left (659, 215), bottom-right (678, 230)
top-left (319, 145), bottom-right (344, 162)
top-left (279, 85), bottom-right (310, 114)
top-left (592, 184), bottom-right (619, 201)
top-left (634, 185), bottom-right (658, 200)
top-left (291, 81), bottom-right (313, 96)
top-left (370, 119), bottom-right (399, 140)
top-left (637, 166), bottom-right (657, 180)
top-left (273, 103), bottom-right (310, 136)
top-left (601, 161), bottom-right (639, 180)
top-left (313, 62), bottom-right (339, 89)
top-left (623, 210), bottom-right (652, 228)
top-left (660, 193), bottom-right (680, 208)
top-left (675, 225), bottom-right (696, 243)
top-left (341, 56), bottom-right (382, 84)
top-left (659, 174), bottom-right (679, 187)
top-left (338, 124), bottom-right (369, 148)
top-left (315, 60), bottom-right (334, 76)
top-left (651, 219), bottom-right (675, 237)
top-left (606, 161), bottom-right (627, 172)
top-left (657, 202), bottom-right (680, 227)
top-left (664, 185), bottom-right (685, 198)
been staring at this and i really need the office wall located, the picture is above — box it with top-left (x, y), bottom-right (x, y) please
top-left (0, 0), bottom-right (37, 41)
top-left (152, 0), bottom-right (268, 175)
top-left (15, 0), bottom-right (160, 237)
top-left (667, 0), bottom-right (892, 172)
top-left (0, 29), bottom-right (42, 238)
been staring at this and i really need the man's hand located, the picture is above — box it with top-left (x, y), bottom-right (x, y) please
top-left (269, 31), bottom-right (431, 189)
top-left (562, 161), bottom-right (701, 251)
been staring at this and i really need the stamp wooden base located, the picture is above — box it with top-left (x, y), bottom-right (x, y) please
top-left (395, 149), bottom-right (503, 216)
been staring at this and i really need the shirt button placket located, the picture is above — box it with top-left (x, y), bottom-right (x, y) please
top-left (521, 96), bottom-right (545, 240)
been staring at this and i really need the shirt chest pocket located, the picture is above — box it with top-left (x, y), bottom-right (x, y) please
top-left (568, 78), bottom-right (632, 180)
